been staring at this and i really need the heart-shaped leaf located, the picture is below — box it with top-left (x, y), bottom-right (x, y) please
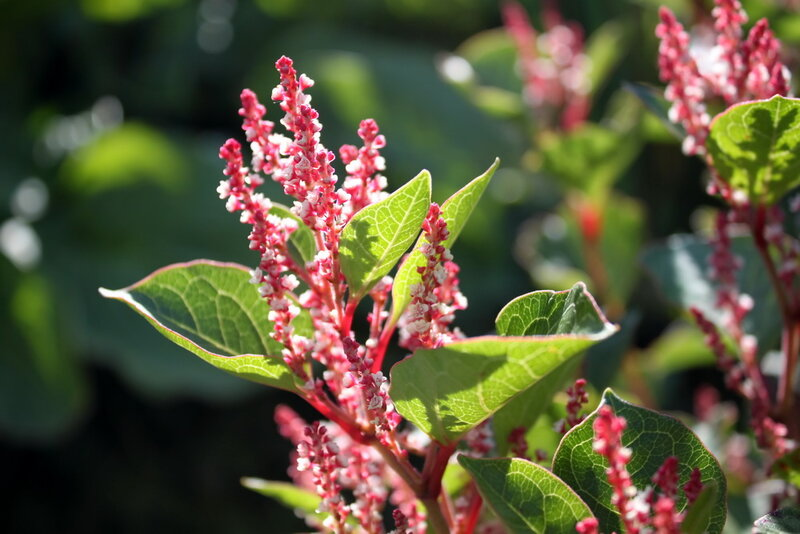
top-left (707, 95), bottom-right (800, 204)
top-left (339, 169), bottom-right (431, 298)
top-left (754, 507), bottom-right (800, 534)
top-left (391, 158), bottom-right (498, 323)
top-left (459, 456), bottom-right (595, 534)
top-left (99, 260), bottom-right (307, 392)
top-left (552, 389), bottom-right (727, 534)
top-left (390, 283), bottom-right (616, 444)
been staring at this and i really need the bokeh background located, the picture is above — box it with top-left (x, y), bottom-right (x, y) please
top-left (2, 0), bottom-right (799, 532)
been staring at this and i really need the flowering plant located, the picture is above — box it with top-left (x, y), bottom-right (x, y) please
top-left (99, 53), bottom-right (736, 533)
top-left (649, 0), bottom-right (800, 496)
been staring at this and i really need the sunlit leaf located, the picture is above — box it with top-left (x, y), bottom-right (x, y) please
top-left (540, 124), bottom-right (640, 195)
top-left (753, 507), bottom-right (800, 534)
top-left (390, 283), bottom-right (616, 444)
top-left (61, 122), bottom-right (187, 194)
top-left (241, 478), bottom-right (322, 521)
top-left (100, 260), bottom-right (307, 392)
top-left (707, 95), bottom-right (800, 204)
top-left (459, 456), bottom-right (595, 534)
top-left (552, 389), bottom-right (727, 534)
top-left (391, 159), bottom-right (498, 322)
top-left (340, 169), bottom-right (430, 298)
top-left (269, 203), bottom-right (316, 265)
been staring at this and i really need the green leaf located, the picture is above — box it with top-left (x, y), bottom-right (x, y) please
top-left (624, 82), bottom-right (686, 140)
top-left (0, 271), bottom-right (88, 442)
top-left (492, 283), bottom-right (618, 448)
top-left (585, 20), bottom-right (628, 95)
top-left (61, 122), bottom-right (187, 195)
top-left (99, 260), bottom-right (306, 393)
top-left (241, 478), bottom-right (323, 521)
top-left (552, 389), bottom-right (727, 534)
top-left (390, 283), bottom-right (616, 444)
top-left (681, 482), bottom-right (719, 534)
top-left (495, 282), bottom-right (611, 337)
top-left (540, 124), bottom-right (640, 195)
top-left (391, 159), bottom-right (498, 322)
top-left (459, 456), bottom-right (595, 534)
top-left (339, 169), bottom-right (431, 298)
top-left (269, 202), bottom-right (316, 265)
top-left (707, 95), bottom-right (800, 204)
top-left (492, 358), bottom-right (579, 455)
top-left (753, 507), bottom-right (800, 534)
top-left (642, 234), bottom-right (781, 350)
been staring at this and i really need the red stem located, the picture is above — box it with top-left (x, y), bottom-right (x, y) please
top-left (749, 204), bottom-right (799, 423)
top-left (370, 317), bottom-right (397, 373)
top-left (340, 297), bottom-right (359, 336)
top-left (458, 483), bottom-right (484, 534)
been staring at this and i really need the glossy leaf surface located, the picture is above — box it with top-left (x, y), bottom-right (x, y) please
top-left (753, 507), bottom-right (800, 534)
top-left (642, 234), bottom-right (780, 350)
top-left (708, 95), bottom-right (800, 204)
top-left (391, 284), bottom-right (615, 444)
top-left (391, 159), bottom-right (498, 322)
top-left (552, 389), bottom-right (727, 534)
top-left (459, 456), bottom-right (594, 534)
top-left (100, 260), bottom-right (306, 392)
top-left (340, 169), bottom-right (430, 298)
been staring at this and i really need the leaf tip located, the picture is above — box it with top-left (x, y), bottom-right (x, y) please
top-left (240, 476), bottom-right (265, 490)
top-left (98, 287), bottom-right (124, 300)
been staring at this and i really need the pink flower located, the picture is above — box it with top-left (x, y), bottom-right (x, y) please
top-left (656, 1), bottom-right (791, 155)
top-left (399, 203), bottom-right (467, 350)
top-left (340, 119), bottom-right (388, 219)
top-left (296, 422), bottom-right (351, 533)
top-left (575, 517), bottom-right (599, 534)
top-left (502, 0), bottom-right (590, 131)
top-left (554, 378), bottom-right (589, 434)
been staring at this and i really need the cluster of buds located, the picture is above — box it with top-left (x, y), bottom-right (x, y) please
top-left (502, 0), bottom-right (591, 131)
top-left (218, 56), bottom-right (474, 532)
top-left (554, 378), bottom-right (590, 434)
top-left (656, 0), bottom-right (791, 155)
top-left (575, 406), bottom-right (705, 534)
top-left (399, 203), bottom-right (467, 351)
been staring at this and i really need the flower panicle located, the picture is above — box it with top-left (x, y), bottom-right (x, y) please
top-left (655, 0), bottom-right (791, 155)
top-left (554, 378), bottom-right (589, 434)
top-left (296, 421), bottom-right (351, 533)
top-left (503, 0), bottom-right (591, 131)
top-left (340, 118), bottom-right (388, 219)
top-left (399, 203), bottom-right (468, 351)
top-left (588, 406), bottom-right (705, 534)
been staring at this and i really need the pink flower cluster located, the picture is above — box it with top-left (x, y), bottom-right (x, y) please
top-left (688, 203), bottom-right (792, 460)
top-left (575, 406), bottom-right (705, 534)
top-left (656, 0), bottom-right (791, 155)
top-left (275, 405), bottom-right (423, 533)
top-left (554, 378), bottom-right (590, 434)
top-left (218, 56), bottom-right (473, 532)
top-left (399, 203), bottom-right (467, 351)
top-left (503, 0), bottom-right (591, 131)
